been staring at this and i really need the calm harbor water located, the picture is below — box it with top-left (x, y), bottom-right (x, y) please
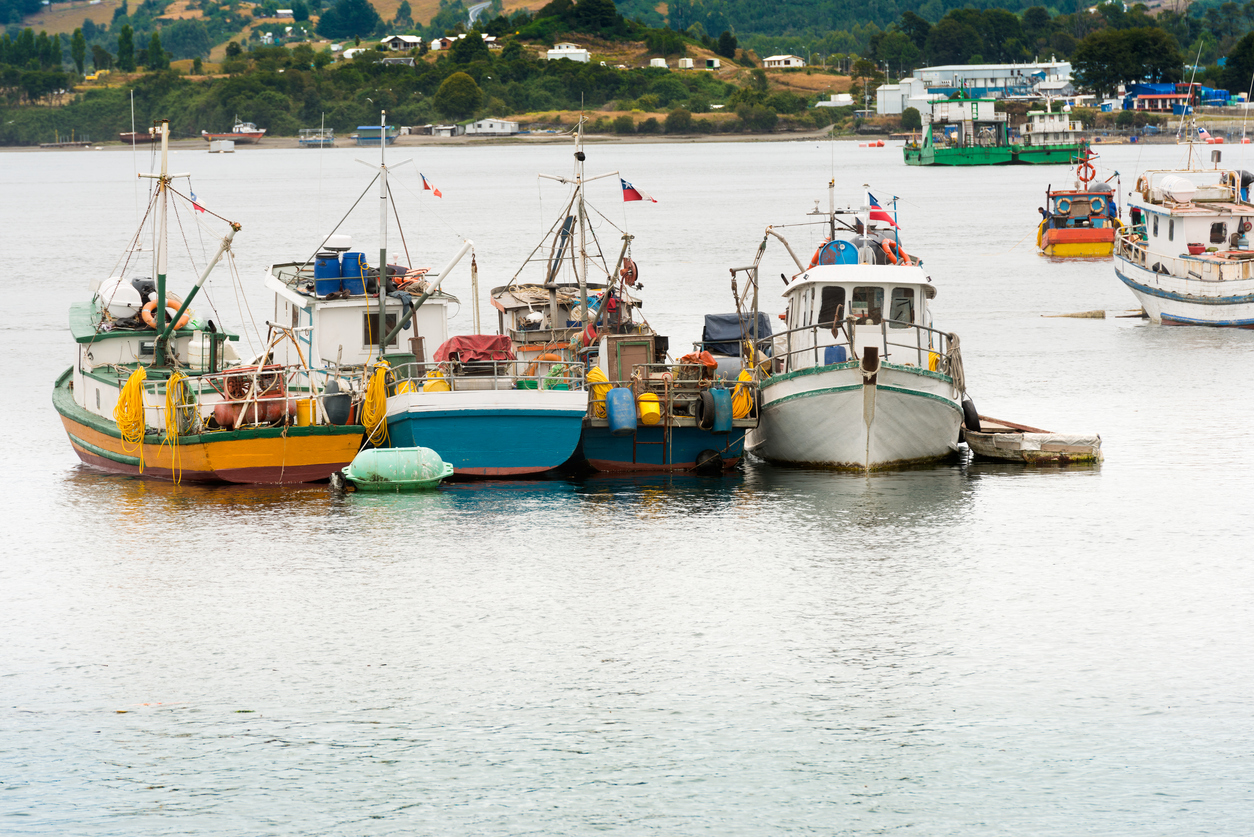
top-left (3, 138), bottom-right (1254, 835)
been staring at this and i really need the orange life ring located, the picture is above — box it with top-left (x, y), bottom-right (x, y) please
top-left (525, 352), bottom-right (563, 377)
top-left (808, 238), bottom-right (831, 268)
top-left (1077, 161), bottom-right (1096, 181)
top-left (141, 297), bottom-right (190, 330)
top-left (620, 257), bottom-right (639, 286)
top-left (881, 239), bottom-right (909, 265)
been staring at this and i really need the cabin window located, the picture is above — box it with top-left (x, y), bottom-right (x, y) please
top-left (291, 303), bottom-right (299, 328)
top-left (817, 286), bottom-right (845, 326)
top-left (1153, 215), bottom-right (1159, 237)
top-left (851, 286), bottom-right (884, 324)
top-left (1211, 222), bottom-right (1227, 243)
top-left (363, 312), bottom-right (399, 348)
top-left (1169, 219), bottom-right (1174, 241)
top-left (889, 288), bottom-right (915, 328)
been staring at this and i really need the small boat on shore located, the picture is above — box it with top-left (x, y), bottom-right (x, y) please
top-left (119, 128), bottom-right (158, 144)
top-left (201, 117), bottom-right (266, 144)
top-left (1037, 150), bottom-right (1122, 257)
top-left (964, 416), bottom-right (1102, 464)
top-left (299, 127), bottom-right (335, 147)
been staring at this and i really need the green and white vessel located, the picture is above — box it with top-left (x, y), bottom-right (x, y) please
top-left (904, 90), bottom-right (1087, 166)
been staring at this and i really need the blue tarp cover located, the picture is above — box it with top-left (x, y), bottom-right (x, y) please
top-left (702, 313), bottom-right (773, 356)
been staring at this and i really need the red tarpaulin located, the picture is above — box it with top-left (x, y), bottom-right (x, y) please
top-left (433, 335), bottom-right (516, 363)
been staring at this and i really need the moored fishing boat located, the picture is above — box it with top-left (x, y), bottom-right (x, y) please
top-left (1037, 149), bottom-right (1122, 257)
top-left (904, 90), bottom-right (1087, 166)
top-left (1113, 135), bottom-right (1254, 326)
top-left (489, 118), bottom-right (759, 473)
top-left (201, 117), bottom-right (266, 144)
top-left (742, 184), bottom-right (971, 470)
top-left (54, 121), bottom-right (366, 484)
top-left (267, 109), bottom-right (585, 477)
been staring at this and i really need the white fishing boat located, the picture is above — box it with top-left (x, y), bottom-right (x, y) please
top-left (1114, 129), bottom-right (1254, 327)
top-left (742, 184), bottom-right (972, 470)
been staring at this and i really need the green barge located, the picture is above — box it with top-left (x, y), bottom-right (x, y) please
top-left (904, 90), bottom-right (1087, 166)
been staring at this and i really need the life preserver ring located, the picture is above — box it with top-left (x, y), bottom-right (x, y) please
top-left (620, 257), bottom-right (639, 286)
top-left (1244, 221), bottom-right (1252, 232)
top-left (141, 296), bottom-right (191, 330)
top-left (881, 239), bottom-right (909, 265)
top-left (525, 352), bottom-right (563, 377)
top-left (1077, 162), bottom-right (1095, 181)
top-left (808, 239), bottom-right (830, 268)
top-left (1056, 197), bottom-right (1072, 214)
top-left (1090, 197), bottom-right (1105, 214)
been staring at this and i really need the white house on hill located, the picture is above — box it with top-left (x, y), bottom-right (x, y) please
top-left (763, 55), bottom-right (805, 68)
top-left (381, 35), bottom-right (422, 51)
top-left (465, 118), bottom-right (519, 135)
top-left (547, 42), bottom-right (590, 62)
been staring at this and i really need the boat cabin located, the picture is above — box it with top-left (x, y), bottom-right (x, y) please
top-left (777, 264), bottom-right (941, 373)
top-left (1131, 168), bottom-right (1254, 251)
top-left (1018, 110), bottom-right (1085, 146)
top-left (265, 259), bottom-right (455, 375)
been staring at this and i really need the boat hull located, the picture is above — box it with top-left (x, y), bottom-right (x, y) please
top-left (385, 389), bottom-right (587, 477)
top-left (53, 370), bottom-right (363, 484)
top-left (201, 131), bottom-right (265, 144)
top-left (1041, 226), bottom-right (1116, 257)
top-left (1114, 257), bottom-right (1254, 327)
top-left (1015, 143), bottom-right (1087, 165)
top-left (747, 362), bottom-right (962, 469)
top-left (580, 424), bottom-right (746, 472)
top-left (904, 145), bottom-right (1015, 166)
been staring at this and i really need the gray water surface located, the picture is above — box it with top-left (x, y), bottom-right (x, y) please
top-left (3, 139), bottom-right (1253, 835)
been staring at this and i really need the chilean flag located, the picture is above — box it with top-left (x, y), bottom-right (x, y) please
top-left (869, 192), bottom-right (897, 227)
top-left (620, 178), bottom-right (657, 203)
top-left (1199, 126), bottom-right (1213, 143)
top-left (421, 173), bottom-right (442, 197)
top-left (191, 190), bottom-right (205, 213)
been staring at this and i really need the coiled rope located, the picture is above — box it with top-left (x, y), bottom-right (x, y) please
top-left (114, 367), bottom-right (148, 472)
top-left (162, 370), bottom-right (191, 483)
top-left (361, 361), bottom-right (390, 446)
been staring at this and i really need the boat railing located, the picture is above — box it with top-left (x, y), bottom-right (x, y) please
top-left (163, 362), bottom-right (366, 433)
top-left (1114, 228), bottom-right (1254, 280)
top-left (585, 361), bottom-right (760, 426)
top-left (389, 357), bottom-right (588, 393)
top-left (773, 318), bottom-right (955, 376)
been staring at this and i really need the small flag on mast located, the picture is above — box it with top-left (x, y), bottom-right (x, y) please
top-left (191, 190), bottom-right (206, 213)
top-left (421, 173), bottom-right (442, 198)
top-left (620, 178), bottom-right (657, 203)
top-left (868, 192), bottom-right (897, 227)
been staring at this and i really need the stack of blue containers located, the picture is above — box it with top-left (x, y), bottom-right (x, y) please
top-left (314, 253), bottom-right (342, 296)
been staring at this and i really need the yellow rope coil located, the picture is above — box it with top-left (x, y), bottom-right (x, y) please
top-left (163, 370), bottom-right (191, 483)
top-left (586, 365), bottom-right (610, 418)
top-left (361, 361), bottom-right (390, 446)
top-left (731, 369), bottom-right (755, 419)
top-left (114, 367), bottom-right (148, 472)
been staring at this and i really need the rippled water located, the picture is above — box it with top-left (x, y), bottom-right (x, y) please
top-left (4, 139), bottom-right (1254, 835)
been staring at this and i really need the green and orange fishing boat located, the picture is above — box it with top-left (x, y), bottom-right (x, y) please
top-left (54, 120), bottom-right (366, 483)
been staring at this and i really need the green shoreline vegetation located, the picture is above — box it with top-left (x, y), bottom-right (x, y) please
top-left (3, 0), bottom-right (1254, 146)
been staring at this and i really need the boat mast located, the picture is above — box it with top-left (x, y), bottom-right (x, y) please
top-left (378, 109), bottom-right (388, 358)
top-left (575, 117), bottom-right (589, 327)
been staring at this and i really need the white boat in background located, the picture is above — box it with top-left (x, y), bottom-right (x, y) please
top-left (201, 117), bottom-right (266, 144)
top-left (741, 185), bottom-right (971, 470)
top-left (1114, 129), bottom-right (1254, 327)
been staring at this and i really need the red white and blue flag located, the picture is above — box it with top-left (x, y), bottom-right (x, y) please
top-left (421, 173), bottom-right (442, 197)
top-left (620, 178), bottom-right (657, 203)
top-left (868, 192), bottom-right (897, 227)
top-left (191, 190), bottom-right (205, 213)
top-left (1199, 126), bottom-right (1212, 142)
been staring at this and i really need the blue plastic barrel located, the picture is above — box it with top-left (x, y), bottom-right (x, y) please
top-left (824, 345), bottom-right (847, 365)
top-left (710, 389), bottom-right (732, 434)
top-left (314, 253), bottom-right (342, 296)
top-left (341, 252), bottom-right (366, 295)
top-left (606, 388), bottom-right (637, 436)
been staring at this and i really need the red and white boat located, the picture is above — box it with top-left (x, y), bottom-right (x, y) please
top-left (201, 118), bottom-right (266, 144)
